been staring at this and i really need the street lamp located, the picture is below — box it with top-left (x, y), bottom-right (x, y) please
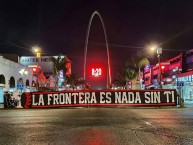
top-left (151, 46), bottom-right (162, 89)
top-left (32, 46), bottom-right (41, 91)
top-left (32, 46), bottom-right (41, 59)
top-left (19, 69), bottom-right (28, 76)
top-left (173, 67), bottom-right (182, 92)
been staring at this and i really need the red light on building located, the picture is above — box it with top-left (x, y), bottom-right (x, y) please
top-left (33, 68), bottom-right (37, 72)
top-left (92, 68), bottom-right (102, 77)
top-left (32, 67), bottom-right (40, 75)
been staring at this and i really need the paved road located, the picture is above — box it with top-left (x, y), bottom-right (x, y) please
top-left (0, 107), bottom-right (193, 145)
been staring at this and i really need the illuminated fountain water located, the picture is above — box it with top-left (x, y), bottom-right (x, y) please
top-left (83, 11), bottom-right (111, 88)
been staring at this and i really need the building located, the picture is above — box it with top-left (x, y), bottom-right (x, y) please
top-left (177, 50), bottom-right (193, 101)
top-left (19, 55), bottom-right (71, 78)
top-left (0, 55), bottom-right (33, 103)
top-left (19, 56), bottom-right (55, 77)
top-left (144, 62), bottom-right (170, 89)
top-left (144, 50), bottom-right (193, 101)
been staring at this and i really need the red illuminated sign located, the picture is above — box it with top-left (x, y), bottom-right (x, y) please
top-left (92, 68), bottom-right (102, 77)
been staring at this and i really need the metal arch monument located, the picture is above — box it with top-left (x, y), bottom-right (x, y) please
top-left (83, 11), bottom-right (112, 87)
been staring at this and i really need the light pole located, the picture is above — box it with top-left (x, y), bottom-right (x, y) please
top-left (32, 46), bottom-right (41, 91)
top-left (173, 67), bottom-right (182, 104)
top-left (151, 46), bottom-right (162, 89)
top-left (32, 46), bottom-right (41, 63)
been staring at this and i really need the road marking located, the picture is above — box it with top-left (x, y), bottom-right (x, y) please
top-left (144, 121), bottom-right (152, 126)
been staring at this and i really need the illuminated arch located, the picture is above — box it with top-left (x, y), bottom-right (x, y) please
top-left (0, 74), bottom-right (5, 84)
top-left (83, 11), bottom-right (111, 86)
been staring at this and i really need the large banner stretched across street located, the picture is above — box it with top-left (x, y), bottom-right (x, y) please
top-left (4, 89), bottom-right (178, 108)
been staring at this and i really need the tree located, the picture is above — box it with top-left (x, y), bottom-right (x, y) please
top-left (66, 74), bottom-right (79, 90)
top-left (124, 54), bottom-right (149, 89)
top-left (50, 55), bottom-right (67, 90)
top-left (125, 58), bottom-right (137, 80)
top-left (112, 72), bottom-right (126, 89)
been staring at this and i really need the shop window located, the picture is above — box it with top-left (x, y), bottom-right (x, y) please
top-left (186, 52), bottom-right (193, 57)
top-left (153, 74), bottom-right (158, 79)
top-left (0, 74), bottom-right (5, 84)
top-left (26, 79), bottom-right (30, 88)
top-left (162, 70), bottom-right (170, 77)
top-left (9, 77), bottom-right (15, 88)
top-left (145, 77), bottom-right (150, 81)
top-left (187, 63), bottom-right (193, 71)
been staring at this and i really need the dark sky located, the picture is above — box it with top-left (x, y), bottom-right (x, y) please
top-left (1, 0), bottom-right (193, 80)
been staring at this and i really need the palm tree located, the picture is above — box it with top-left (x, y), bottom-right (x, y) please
top-left (124, 56), bottom-right (149, 89)
top-left (66, 74), bottom-right (79, 90)
top-left (138, 58), bottom-right (150, 80)
top-left (50, 55), bottom-right (67, 90)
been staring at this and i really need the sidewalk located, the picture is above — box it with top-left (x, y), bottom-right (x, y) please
top-left (184, 101), bottom-right (193, 108)
top-left (0, 103), bottom-right (3, 108)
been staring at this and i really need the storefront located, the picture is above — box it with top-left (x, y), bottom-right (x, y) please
top-left (182, 82), bottom-right (193, 101)
top-left (0, 88), bottom-right (3, 103)
top-left (177, 71), bottom-right (193, 101)
top-left (0, 56), bottom-right (33, 103)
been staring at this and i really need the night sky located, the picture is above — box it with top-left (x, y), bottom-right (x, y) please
top-left (1, 0), bottom-right (193, 82)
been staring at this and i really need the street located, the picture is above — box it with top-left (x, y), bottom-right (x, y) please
top-left (0, 107), bottom-right (193, 145)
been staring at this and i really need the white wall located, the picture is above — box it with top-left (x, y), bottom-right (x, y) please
top-left (0, 56), bottom-right (33, 94)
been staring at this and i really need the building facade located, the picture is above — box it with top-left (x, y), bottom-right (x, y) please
top-left (0, 56), bottom-right (34, 103)
top-left (19, 56), bottom-right (55, 77)
top-left (144, 50), bottom-right (193, 101)
top-left (19, 55), bottom-right (71, 78)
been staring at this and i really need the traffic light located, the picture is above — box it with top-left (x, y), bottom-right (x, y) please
top-left (161, 65), bottom-right (165, 74)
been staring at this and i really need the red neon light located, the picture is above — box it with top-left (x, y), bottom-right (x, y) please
top-left (33, 68), bottom-right (37, 72)
top-left (32, 67), bottom-right (40, 75)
